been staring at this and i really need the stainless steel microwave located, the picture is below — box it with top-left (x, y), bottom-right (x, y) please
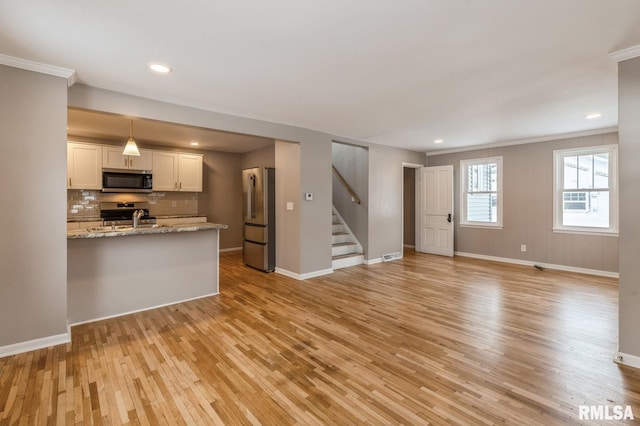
top-left (102, 169), bottom-right (153, 193)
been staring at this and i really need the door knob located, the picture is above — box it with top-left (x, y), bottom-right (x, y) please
top-left (447, 213), bottom-right (452, 223)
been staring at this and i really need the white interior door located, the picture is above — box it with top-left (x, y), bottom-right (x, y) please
top-left (417, 165), bottom-right (454, 256)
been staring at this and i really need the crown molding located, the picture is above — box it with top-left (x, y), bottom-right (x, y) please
top-left (0, 54), bottom-right (76, 86)
top-left (425, 127), bottom-right (618, 156)
top-left (609, 45), bottom-right (640, 63)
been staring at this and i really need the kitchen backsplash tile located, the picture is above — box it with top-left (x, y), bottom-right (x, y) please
top-left (67, 190), bottom-right (198, 220)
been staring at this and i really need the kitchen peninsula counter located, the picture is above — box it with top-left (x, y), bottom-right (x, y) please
top-left (67, 222), bottom-right (227, 324)
top-left (67, 222), bottom-right (226, 239)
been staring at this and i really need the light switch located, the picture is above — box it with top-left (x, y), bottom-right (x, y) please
top-left (305, 192), bottom-right (313, 201)
top-left (286, 202), bottom-right (294, 211)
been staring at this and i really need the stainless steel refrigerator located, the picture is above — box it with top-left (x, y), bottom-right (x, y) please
top-left (242, 167), bottom-right (275, 272)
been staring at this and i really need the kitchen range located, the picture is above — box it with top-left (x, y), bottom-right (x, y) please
top-left (100, 202), bottom-right (155, 227)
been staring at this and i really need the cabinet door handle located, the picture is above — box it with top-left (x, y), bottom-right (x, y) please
top-left (69, 178), bottom-right (72, 187)
top-left (174, 182), bottom-right (178, 189)
top-left (179, 182), bottom-right (182, 189)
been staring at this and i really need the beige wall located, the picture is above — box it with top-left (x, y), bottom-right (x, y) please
top-left (0, 66), bottom-right (69, 348)
top-left (367, 146), bottom-right (425, 260)
top-left (332, 142), bottom-right (369, 252)
top-left (69, 84), bottom-right (333, 275)
top-left (202, 151), bottom-right (243, 250)
top-left (242, 144), bottom-right (275, 169)
top-left (427, 132), bottom-right (619, 272)
top-left (618, 56), bottom-right (640, 357)
top-left (275, 141), bottom-right (301, 273)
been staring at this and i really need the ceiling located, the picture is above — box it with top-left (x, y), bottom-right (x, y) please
top-left (2, 1), bottom-right (640, 153)
top-left (67, 108), bottom-right (274, 153)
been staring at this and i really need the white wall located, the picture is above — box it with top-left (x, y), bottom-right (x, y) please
top-left (0, 65), bottom-right (69, 350)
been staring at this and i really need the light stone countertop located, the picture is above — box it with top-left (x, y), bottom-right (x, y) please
top-left (67, 214), bottom-right (207, 223)
top-left (67, 222), bottom-right (227, 239)
top-left (154, 214), bottom-right (207, 219)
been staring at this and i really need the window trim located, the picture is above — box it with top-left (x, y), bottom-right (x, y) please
top-left (460, 156), bottom-right (503, 229)
top-left (552, 144), bottom-right (618, 236)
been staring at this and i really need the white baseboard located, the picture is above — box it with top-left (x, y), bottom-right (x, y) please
top-left (69, 292), bottom-right (220, 327)
top-left (219, 247), bottom-right (242, 253)
top-left (614, 351), bottom-right (640, 369)
top-left (275, 267), bottom-right (334, 280)
top-left (0, 331), bottom-right (70, 359)
top-left (455, 251), bottom-right (619, 278)
top-left (364, 257), bottom-right (382, 265)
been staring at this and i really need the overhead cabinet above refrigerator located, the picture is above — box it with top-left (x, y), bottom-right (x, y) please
top-left (242, 167), bottom-right (275, 272)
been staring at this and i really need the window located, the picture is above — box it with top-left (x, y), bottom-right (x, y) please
top-left (460, 156), bottom-right (503, 228)
top-left (553, 145), bottom-right (618, 235)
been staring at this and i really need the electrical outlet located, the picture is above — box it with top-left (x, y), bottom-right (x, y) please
top-left (171, 201), bottom-right (177, 208)
top-left (521, 244), bottom-right (527, 252)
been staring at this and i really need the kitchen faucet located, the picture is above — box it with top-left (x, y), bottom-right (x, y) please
top-left (133, 209), bottom-right (145, 228)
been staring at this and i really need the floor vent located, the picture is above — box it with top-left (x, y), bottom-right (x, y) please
top-left (382, 252), bottom-right (402, 262)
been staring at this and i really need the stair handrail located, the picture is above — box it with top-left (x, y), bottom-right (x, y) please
top-left (332, 165), bottom-right (361, 204)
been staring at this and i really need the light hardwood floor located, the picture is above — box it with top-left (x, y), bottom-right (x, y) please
top-left (1, 251), bottom-right (639, 425)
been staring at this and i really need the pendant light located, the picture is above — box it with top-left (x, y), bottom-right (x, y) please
top-left (122, 119), bottom-right (141, 156)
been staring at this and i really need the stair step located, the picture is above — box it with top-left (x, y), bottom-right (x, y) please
top-left (332, 242), bottom-right (356, 248)
top-left (332, 253), bottom-right (364, 270)
top-left (332, 232), bottom-right (352, 244)
top-left (331, 252), bottom-right (362, 260)
top-left (331, 207), bottom-right (362, 269)
top-left (332, 242), bottom-right (358, 257)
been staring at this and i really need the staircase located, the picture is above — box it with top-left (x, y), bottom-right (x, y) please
top-left (332, 208), bottom-right (364, 270)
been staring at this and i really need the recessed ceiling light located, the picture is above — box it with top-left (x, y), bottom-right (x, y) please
top-left (190, 141), bottom-right (199, 146)
top-left (585, 113), bottom-right (602, 119)
top-left (434, 139), bottom-right (444, 144)
top-left (149, 63), bottom-right (172, 74)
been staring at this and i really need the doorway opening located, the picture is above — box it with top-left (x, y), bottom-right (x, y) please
top-left (402, 163), bottom-right (423, 255)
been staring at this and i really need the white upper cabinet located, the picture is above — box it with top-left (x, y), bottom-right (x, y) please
top-left (152, 151), bottom-right (179, 191)
top-left (152, 152), bottom-right (203, 192)
top-left (103, 146), bottom-right (153, 171)
top-left (178, 153), bottom-right (203, 192)
top-left (67, 142), bottom-right (102, 190)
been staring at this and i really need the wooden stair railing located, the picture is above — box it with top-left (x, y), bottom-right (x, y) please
top-left (332, 165), bottom-right (361, 204)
